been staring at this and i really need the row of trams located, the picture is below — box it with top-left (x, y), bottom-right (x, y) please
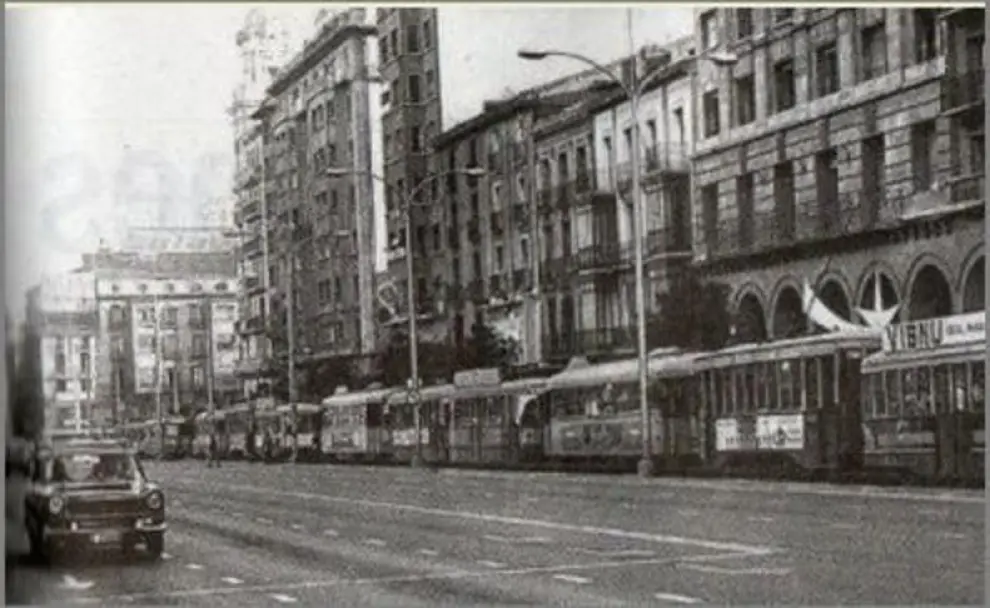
top-left (122, 326), bottom-right (985, 488)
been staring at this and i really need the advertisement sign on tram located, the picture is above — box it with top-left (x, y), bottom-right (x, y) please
top-left (755, 414), bottom-right (805, 450)
top-left (882, 312), bottom-right (985, 354)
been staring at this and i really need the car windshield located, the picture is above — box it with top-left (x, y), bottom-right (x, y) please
top-left (47, 452), bottom-right (140, 484)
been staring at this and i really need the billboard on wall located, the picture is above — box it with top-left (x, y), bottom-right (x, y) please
top-left (211, 301), bottom-right (238, 383)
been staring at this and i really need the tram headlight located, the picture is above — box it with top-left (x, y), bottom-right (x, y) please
top-left (146, 491), bottom-right (163, 511)
top-left (48, 495), bottom-right (65, 516)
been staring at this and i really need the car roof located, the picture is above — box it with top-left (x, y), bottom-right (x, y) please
top-left (46, 439), bottom-right (134, 456)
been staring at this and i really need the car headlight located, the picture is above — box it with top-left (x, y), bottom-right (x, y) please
top-left (146, 491), bottom-right (163, 511)
top-left (48, 495), bottom-right (65, 516)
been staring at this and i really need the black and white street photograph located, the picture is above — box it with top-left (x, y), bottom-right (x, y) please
top-left (4, 4), bottom-right (986, 606)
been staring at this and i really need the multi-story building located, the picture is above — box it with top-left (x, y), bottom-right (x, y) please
top-left (545, 37), bottom-right (696, 363)
top-left (231, 9), bottom-right (291, 393)
top-left (26, 246), bottom-right (240, 427)
top-left (690, 8), bottom-right (984, 341)
top-left (237, 8), bottom-right (384, 394)
top-left (376, 7), bottom-right (444, 338)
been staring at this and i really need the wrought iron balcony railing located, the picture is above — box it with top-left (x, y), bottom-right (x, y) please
top-left (942, 70), bottom-right (985, 113)
top-left (574, 241), bottom-right (633, 271)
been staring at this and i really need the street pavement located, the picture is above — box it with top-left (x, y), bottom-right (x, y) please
top-left (12, 461), bottom-right (984, 606)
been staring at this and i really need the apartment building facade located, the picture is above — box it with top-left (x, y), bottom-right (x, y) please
top-left (376, 7), bottom-right (444, 337)
top-left (690, 8), bottom-right (984, 341)
top-left (576, 37), bottom-right (697, 361)
top-left (237, 8), bottom-right (383, 391)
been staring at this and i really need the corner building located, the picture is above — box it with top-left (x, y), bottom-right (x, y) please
top-left (690, 8), bottom-right (984, 341)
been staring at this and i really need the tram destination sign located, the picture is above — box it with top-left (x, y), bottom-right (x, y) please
top-left (882, 312), bottom-right (985, 354)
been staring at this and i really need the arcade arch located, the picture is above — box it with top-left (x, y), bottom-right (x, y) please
top-left (771, 285), bottom-right (806, 339)
top-left (906, 264), bottom-right (954, 321)
top-left (961, 256), bottom-right (985, 313)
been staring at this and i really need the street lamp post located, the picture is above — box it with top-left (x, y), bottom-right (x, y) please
top-left (326, 166), bottom-right (486, 467)
top-left (518, 13), bottom-right (736, 477)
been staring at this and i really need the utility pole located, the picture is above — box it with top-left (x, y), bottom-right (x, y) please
top-left (287, 245), bottom-right (298, 462)
top-left (154, 293), bottom-right (164, 459)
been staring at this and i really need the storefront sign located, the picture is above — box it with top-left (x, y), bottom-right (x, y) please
top-left (453, 368), bottom-right (501, 388)
top-left (755, 414), bottom-right (805, 450)
top-left (882, 312), bottom-right (985, 354)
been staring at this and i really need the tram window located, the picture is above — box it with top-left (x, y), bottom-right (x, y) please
top-left (821, 355), bottom-right (836, 409)
top-left (733, 368), bottom-right (746, 414)
top-left (872, 373), bottom-right (887, 417)
top-left (951, 363), bottom-right (969, 412)
top-left (804, 357), bottom-right (820, 411)
top-left (614, 385), bottom-right (635, 414)
top-left (970, 360), bottom-right (985, 412)
top-left (721, 370), bottom-right (733, 415)
top-left (759, 362), bottom-right (773, 411)
top-left (900, 369), bottom-right (923, 417)
top-left (710, 372), bottom-right (723, 417)
top-left (883, 370), bottom-right (901, 417)
top-left (932, 365), bottom-right (951, 413)
top-left (779, 359), bottom-right (799, 411)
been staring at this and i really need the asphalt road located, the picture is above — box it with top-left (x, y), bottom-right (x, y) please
top-left (12, 462), bottom-right (984, 606)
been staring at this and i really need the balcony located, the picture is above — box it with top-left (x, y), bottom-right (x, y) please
top-left (543, 326), bottom-right (636, 360)
top-left (574, 241), bottom-right (632, 272)
top-left (236, 314), bottom-right (265, 335)
top-left (539, 256), bottom-right (573, 289)
top-left (467, 218), bottom-right (481, 243)
top-left (243, 274), bottom-right (262, 294)
top-left (947, 173), bottom-right (985, 204)
top-left (386, 246), bottom-right (407, 264)
top-left (575, 171), bottom-right (593, 194)
top-left (488, 274), bottom-right (505, 299)
top-left (447, 227), bottom-right (461, 250)
top-left (513, 201), bottom-right (530, 230)
top-left (645, 227), bottom-right (691, 259)
top-left (643, 142), bottom-right (690, 177)
top-left (243, 235), bottom-right (262, 259)
top-left (468, 278), bottom-right (486, 304)
top-left (942, 70), bottom-right (985, 115)
top-left (512, 268), bottom-right (532, 292)
top-left (490, 211), bottom-right (505, 236)
top-left (241, 200), bottom-right (261, 222)
top-left (537, 187), bottom-right (554, 215)
top-left (554, 182), bottom-right (573, 210)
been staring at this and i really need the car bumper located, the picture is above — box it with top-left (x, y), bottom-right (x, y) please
top-left (45, 520), bottom-right (168, 540)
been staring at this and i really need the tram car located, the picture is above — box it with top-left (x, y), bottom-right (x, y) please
top-left (321, 386), bottom-right (393, 463)
top-left (442, 374), bottom-right (548, 467)
top-left (860, 312), bottom-right (984, 487)
top-left (540, 349), bottom-right (703, 471)
top-left (274, 403), bottom-right (323, 461)
top-left (139, 416), bottom-right (190, 460)
top-left (190, 410), bottom-right (229, 459)
top-left (383, 384), bottom-right (451, 464)
top-left (253, 407), bottom-right (283, 460)
top-left (118, 420), bottom-right (157, 457)
top-left (694, 330), bottom-right (881, 480)
top-left (222, 403), bottom-right (253, 460)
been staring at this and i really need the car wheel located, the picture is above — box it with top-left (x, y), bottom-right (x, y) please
top-left (144, 532), bottom-right (164, 560)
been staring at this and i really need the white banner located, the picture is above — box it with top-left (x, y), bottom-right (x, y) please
top-left (881, 312), bottom-right (985, 354)
top-left (755, 414), bottom-right (804, 450)
top-left (714, 419), bottom-right (739, 451)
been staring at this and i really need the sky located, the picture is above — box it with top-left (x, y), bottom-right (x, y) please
top-left (4, 3), bottom-right (694, 321)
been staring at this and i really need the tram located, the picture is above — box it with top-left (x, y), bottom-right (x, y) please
top-left (321, 386), bottom-right (394, 463)
top-left (694, 330), bottom-right (881, 479)
top-left (860, 312), bottom-right (985, 486)
top-left (542, 348), bottom-right (703, 471)
top-left (223, 403), bottom-right (253, 459)
top-left (384, 383), bottom-right (453, 464)
top-left (274, 403), bottom-right (323, 461)
top-left (190, 410), bottom-right (229, 459)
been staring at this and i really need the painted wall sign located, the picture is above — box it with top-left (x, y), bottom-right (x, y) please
top-left (882, 312), bottom-right (985, 354)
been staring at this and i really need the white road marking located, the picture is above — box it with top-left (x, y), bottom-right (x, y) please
top-left (77, 551), bottom-right (763, 603)
top-left (483, 534), bottom-right (552, 545)
top-left (256, 517), bottom-right (273, 524)
top-left (939, 532), bottom-right (968, 540)
top-left (677, 509), bottom-right (700, 517)
top-left (747, 516), bottom-right (775, 523)
top-left (322, 529), bottom-right (339, 537)
top-left (417, 548), bottom-right (439, 556)
top-left (364, 538), bottom-right (387, 547)
top-left (290, 523), bottom-right (304, 530)
top-left (199, 481), bottom-right (775, 556)
top-left (222, 577), bottom-right (244, 585)
top-left (680, 563), bottom-right (792, 576)
top-left (919, 508), bottom-right (946, 517)
top-left (232, 511), bottom-right (244, 518)
top-left (477, 560), bottom-right (506, 568)
top-left (60, 575), bottom-right (95, 591)
top-left (270, 593), bottom-right (298, 603)
top-left (186, 563), bottom-right (205, 571)
top-left (161, 552), bottom-right (173, 560)
top-left (484, 492), bottom-right (495, 498)
top-left (829, 522), bottom-right (859, 530)
top-left (576, 548), bottom-right (657, 558)
top-left (654, 592), bottom-right (701, 604)
top-left (553, 574), bottom-right (590, 584)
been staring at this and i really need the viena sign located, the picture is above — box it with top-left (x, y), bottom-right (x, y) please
top-left (715, 414), bottom-right (805, 452)
top-left (881, 312), bottom-right (985, 354)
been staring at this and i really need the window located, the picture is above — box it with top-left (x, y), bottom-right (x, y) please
top-left (672, 108), bottom-right (685, 144)
top-left (192, 334), bottom-right (207, 357)
top-left (408, 74), bottom-right (421, 103)
top-left (425, 70), bottom-right (436, 98)
top-left (701, 183), bottom-right (719, 248)
top-left (422, 18), bottom-right (432, 49)
top-left (519, 238), bottom-right (530, 267)
top-left (772, 59), bottom-right (796, 113)
top-left (700, 10), bottom-right (718, 50)
top-left (862, 134), bottom-right (886, 217)
top-left (495, 245), bottom-right (504, 271)
top-left (815, 43), bottom-right (839, 98)
top-left (815, 148), bottom-right (839, 232)
top-left (379, 35), bottom-right (389, 64)
top-left (411, 125), bottom-right (422, 152)
top-left (911, 120), bottom-right (936, 191)
top-left (914, 9), bottom-right (938, 63)
top-left (773, 9), bottom-right (793, 24)
top-left (736, 9), bottom-right (753, 39)
top-left (773, 162), bottom-right (796, 239)
top-left (703, 90), bottom-right (720, 138)
top-left (734, 75), bottom-right (755, 126)
top-left (380, 89), bottom-right (391, 107)
top-left (492, 182), bottom-right (503, 211)
top-left (416, 225), bottom-right (427, 256)
top-left (390, 79), bottom-right (400, 104)
top-left (602, 136), bottom-right (613, 185)
top-left (389, 29), bottom-right (398, 59)
top-left (861, 23), bottom-right (888, 81)
top-left (737, 173), bottom-right (754, 248)
top-left (405, 24), bottom-right (420, 53)
top-left (432, 225), bottom-right (441, 251)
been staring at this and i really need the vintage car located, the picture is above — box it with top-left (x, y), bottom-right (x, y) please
top-left (24, 436), bottom-right (167, 561)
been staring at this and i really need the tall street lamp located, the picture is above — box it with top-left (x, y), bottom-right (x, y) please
top-left (518, 11), bottom-right (736, 477)
top-left (326, 166), bottom-right (486, 467)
